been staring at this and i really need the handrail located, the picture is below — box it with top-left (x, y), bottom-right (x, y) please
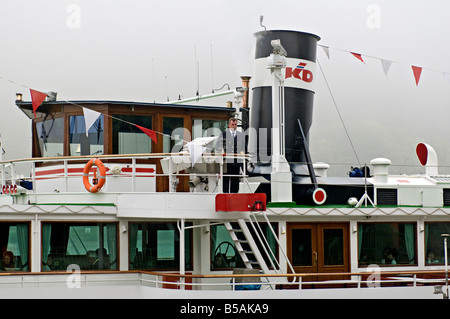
top-left (256, 211), bottom-right (296, 277)
top-left (0, 153), bottom-right (249, 194)
top-left (142, 269), bottom-right (448, 279)
top-left (0, 269), bottom-right (447, 291)
top-left (0, 152), bottom-right (250, 165)
top-left (0, 268), bottom-right (446, 279)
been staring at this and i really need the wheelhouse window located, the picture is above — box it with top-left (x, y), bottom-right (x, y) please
top-left (210, 223), bottom-right (278, 270)
top-left (112, 115), bottom-right (153, 154)
top-left (358, 223), bottom-right (416, 266)
top-left (425, 222), bottom-right (450, 265)
top-left (42, 222), bottom-right (118, 271)
top-left (69, 115), bottom-right (104, 156)
top-left (36, 116), bottom-right (64, 157)
top-left (192, 119), bottom-right (227, 140)
top-left (129, 222), bottom-right (192, 270)
top-left (163, 117), bottom-right (184, 153)
top-left (0, 222), bottom-right (29, 272)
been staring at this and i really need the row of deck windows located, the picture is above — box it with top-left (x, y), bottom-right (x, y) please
top-left (1, 222), bottom-right (449, 272)
top-left (37, 115), bottom-right (227, 157)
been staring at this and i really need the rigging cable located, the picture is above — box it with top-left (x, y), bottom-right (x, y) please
top-left (316, 56), bottom-right (361, 166)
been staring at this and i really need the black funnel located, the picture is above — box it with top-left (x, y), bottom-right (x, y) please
top-left (249, 30), bottom-right (320, 176)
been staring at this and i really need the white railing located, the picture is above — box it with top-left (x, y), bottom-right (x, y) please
top-left (0, 270), bottom-right (446, 291)
top-left (0, 153), bottom-right (249, 194)
top-left (139, 270), bottom-right (448, 291)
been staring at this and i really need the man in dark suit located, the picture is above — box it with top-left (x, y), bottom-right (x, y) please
top-left (220, 117), bottom-right (246, 193)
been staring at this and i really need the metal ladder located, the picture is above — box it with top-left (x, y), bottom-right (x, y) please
top-left (224, 219), bottom-right (269, 272)
top-left (224, 212), bottom-right (295, 277)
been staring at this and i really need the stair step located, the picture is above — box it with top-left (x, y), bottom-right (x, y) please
top-left (225, 218), bottom-right (279, 276)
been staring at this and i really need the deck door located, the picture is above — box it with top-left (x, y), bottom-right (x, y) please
top-left (287, 223), bottom-right (350, 282)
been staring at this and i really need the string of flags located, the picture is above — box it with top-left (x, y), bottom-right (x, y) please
top-left (29, 89), bottom-right (158, 144)
top-left (318, 44), bottom-right (450, 87)
top-left (21, 43), bottom-right (450, 145)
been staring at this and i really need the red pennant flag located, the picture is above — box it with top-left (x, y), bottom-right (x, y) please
top-left (351, 52), bottom-right (365, 64)
top-left (411, 65), bottom-right (422, 86)
top-left (30, 89), bottom-right (47, 117)
top-left (135, 125), bottom-right (158, 144)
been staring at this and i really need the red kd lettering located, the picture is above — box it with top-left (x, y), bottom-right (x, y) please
top-left (302, 70), bottom-right (313, 83)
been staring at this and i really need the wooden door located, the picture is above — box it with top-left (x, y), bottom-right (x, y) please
top-left (287, 223), bottom-right (350, 282)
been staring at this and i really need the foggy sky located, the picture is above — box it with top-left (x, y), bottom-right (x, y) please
top-left (1, 0), bottom-right (450, 176)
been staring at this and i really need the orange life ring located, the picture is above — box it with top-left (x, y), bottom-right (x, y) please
top-left (83, 158), bottom-right (106, 193)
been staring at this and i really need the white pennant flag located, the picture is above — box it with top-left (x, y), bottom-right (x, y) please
top-left (185, 136), bottom-right (218, 167)
top-left (381, 59), bottom-right (392, 76)
top-left (187, 141), bottom-right (206, 167)
top-left (83, 107), bottom-right (101, 137)
top-left (320, 45), bottom-right (330, 59)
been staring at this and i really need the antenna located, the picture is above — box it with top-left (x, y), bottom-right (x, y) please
top-left (194, 45), bottom-right (199, 98)
top-left (260, 15), bottom-right (266, 31)
top-left (165, 76), bottom-right (169, 101)
top-left (210, 44), bottom-right (214, 93)
top-left (152, 58), bottom-right (156, 103)
top-left (197, 61), bottom-right (200, 99)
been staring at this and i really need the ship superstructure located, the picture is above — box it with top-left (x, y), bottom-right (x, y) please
top-left (0, 30), bottom-right (449, 299)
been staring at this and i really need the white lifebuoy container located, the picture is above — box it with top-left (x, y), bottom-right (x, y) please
top-left (312, 188), bottom-right (327, 205)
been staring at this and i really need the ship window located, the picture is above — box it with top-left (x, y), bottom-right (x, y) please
top-left (192, 119), bottom-right (227, 140)
top-left (210, 223), bottom-right (278, 270)
top-left (69, 115), bottom-right (104, 156)
top-left (0, 222), bottom-right (29, 272)
top-left (425, 222), bottom-right (450, 265)
top-left (358, 223), bottom-right (416, 266)
top-left (163, 117), bottom-right (184, 153)
top-left (128, 222), bottom-right (192, 271)
top-left (41, 222), bottom-right (118, 271)
top-left (36, 116), bottom-right (64, 157)
top-left (112, 115), bottom-right (153, 154)
top-left (157, 230), bottom-right (175, 260)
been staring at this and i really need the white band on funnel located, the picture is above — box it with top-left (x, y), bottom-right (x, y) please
top-left (252, 57), bottom-right (317, 92)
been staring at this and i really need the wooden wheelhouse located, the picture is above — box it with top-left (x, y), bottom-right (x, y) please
top-left (15, 99), bottom-right (235, 192)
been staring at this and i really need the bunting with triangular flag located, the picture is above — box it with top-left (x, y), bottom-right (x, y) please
top-left (134, 125), bottom-right (158, 144)
top-left (30, 89), bottom-right (47, 117)
top-left (350, 52), bottom-right (365, 64)
top-left (82, 107), bottom-right (101, 137)
top-left (381, 59), bottom-right (392, 77)
top-left (411, 65), bottom-right (422, 86)
top-left (316, 44), bottom-right (450, 87)
top-left (321, 45), bottom-right (330, 59)
top-left (186, 141), bottom-right (206, 167)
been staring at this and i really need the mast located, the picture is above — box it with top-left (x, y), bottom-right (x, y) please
top-left (267, 40), bottom-right (292, 203)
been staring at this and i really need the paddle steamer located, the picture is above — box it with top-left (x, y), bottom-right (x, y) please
top-left (0, 30), bottom-right (448, 299)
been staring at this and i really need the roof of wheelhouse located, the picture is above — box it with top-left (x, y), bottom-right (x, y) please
top-left (15, 99), bottom-right (235, 119)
